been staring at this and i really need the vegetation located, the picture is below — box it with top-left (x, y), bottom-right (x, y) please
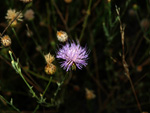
top-left (0, 0), bottom-right (150, 113)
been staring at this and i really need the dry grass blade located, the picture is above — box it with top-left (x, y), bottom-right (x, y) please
top-left (116, 6), bottom-right (142, 113)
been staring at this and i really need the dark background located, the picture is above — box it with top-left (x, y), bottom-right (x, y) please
top-left (0, 0), bottom-right (150, 113)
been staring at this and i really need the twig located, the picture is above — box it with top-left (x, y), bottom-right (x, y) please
top-left (88, 25), bottom-right (102, 112)
top-left (9, 48), bottom-right (43, 93)
top-left (79, 0), bottom-right (92, 42)
top-left (1, 11), bottom-right (22, 37)
top-left (33, 76), bottom-right (53, 113)
top-left (91, 0), bottom-right (101, 11)
top-left (52, 0), bottom-right (70, 34)
top-left (116, 6), bottom-right (142, 112)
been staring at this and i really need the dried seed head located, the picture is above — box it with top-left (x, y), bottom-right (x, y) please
top-left (57, 30), bottom-right (68, 42)
top-left (1, 35), bottom-right (11, 47)
top-left (20, 0), bottom-right (32, 3)
top-left (5, 9), bottom-right (23, 27)
top-left (45, 64), bottom-right (56, 75)
top-left (85, 88), bottom-right (96, 100)
top-left (24, 9), bottom-right (34, 21)
top-left (44, 53), bottom-right (55, 64)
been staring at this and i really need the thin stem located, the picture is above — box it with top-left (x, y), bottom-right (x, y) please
top-left (18, 71), bottom-right (39, 100)
top-left (11, 28), bottom-right (31, 60)
top-left (9, 48), bottom-right (43, 93)
top-left (9, 51), bottom-right (39, 100)
top-left (52, 0), bottom-right (71, 36)
top-left (88, 25), bottom-right (102, 112)
top-left (79, 0), bottom-right (92, 42)
top-left (31, 21), bottom-right (43, 44)
top-left (1, 11), bottom-right (22, 37)
top-left (53, 72), bottom-right (68, 100)
top-left (25, 69), bottom-right (57, 83)
top-left (0, 95), bottom-right (21, 113)
top-left (33, 104), bottom-right (40, 113)
top-left (12, 27), bottom-right (37, 71)
top-left (31, 77), bottom-right (53, 113)
top-left (26, 69), bottom-right (49, 81)
top-left (116, 6), bottom-right (142, 112)
top-left (43, 76), bottom-right (53, 96)
top-left (25, 24), bottom-right (43, 56)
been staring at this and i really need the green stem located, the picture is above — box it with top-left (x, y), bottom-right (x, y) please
top-left (0, 95), bottom-right (21, 113)
top-left (29, 34), bottom-right (43, 56)
top-left (53, 72), bottom-right (68, 100)
top-left (31, 77), bottom-right (53, 113)
top-left (43, 77), bottom-right (53, 96)
top-left (12, 28), bottom-right (25, 49)
top-left (32, 77), bottom-right (53, 112)
top-left (18, 71), bottom-right (39, 100)
top-left (12, 28), bottom-right (30, 59)
top-left (9, 51), bottom-right (39, 100)
top-left (31, 21), bottom-right (43, 44)
top-left (25, 69), bottom-right (56, 83)
top-left (12, 28), bottom-right (38, 71)
top-left (33, 104), bottom-right (39, 113)
top-left (79, 0), bottom-right (92, 42)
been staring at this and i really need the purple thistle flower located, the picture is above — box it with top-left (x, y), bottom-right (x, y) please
top-left (56, 41), bottom-right (89, 71)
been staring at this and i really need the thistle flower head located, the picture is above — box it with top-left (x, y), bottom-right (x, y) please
top-left (56, 41), bottom-right (89, 71)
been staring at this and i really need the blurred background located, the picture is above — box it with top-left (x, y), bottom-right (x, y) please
top-left (0, 0), bottom-right (150, 113)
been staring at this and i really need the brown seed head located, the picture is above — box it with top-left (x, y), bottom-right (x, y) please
top-left (24, 9), bottom-right (34, 20)
top-left (85, 88), bottom-right (96, 100)
top-left (1, 35), bottom-right (11, 47)
top-left (5, 9), bottom-right (23, 27)
top-left (45, 64), bottom-right (56, 75)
